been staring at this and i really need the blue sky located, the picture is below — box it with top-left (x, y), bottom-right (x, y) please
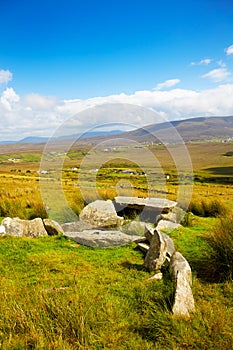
top-left (0, 0), bottom-right (233, 140)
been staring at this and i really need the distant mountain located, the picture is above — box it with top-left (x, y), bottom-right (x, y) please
top-left (0, 130), bottom-right (123, 145)
top-left (122, 116), bottom-right (233, 143)
top-left (18, 136), bottom-right (50, 143)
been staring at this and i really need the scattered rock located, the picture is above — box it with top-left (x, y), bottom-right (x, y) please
top-left (1, 217), bottom-right (48, 237)
top-left (43, 219), bottom-right (64, 236)
top-left (79, 200), bottom-right (124, 228)
top-left (144, 229), bottom-right (167, 272)
top-left (64, 229), bottom-right (140, 248)
top-left (159, 207), bottom-right (185, 224)
top-left (170, 252), bottom-right (195, 317)
top-left (156, 220), bottom-right (181, 232)
top-left (148, 272), bottom-right (163, 281)
top-left (162, 233), bottom-right (175, 260)
top-left (123, 220), bottom-right (147, 236)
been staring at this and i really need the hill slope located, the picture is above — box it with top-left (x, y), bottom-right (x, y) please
top-left (122, 116), bottom-right (233, 143)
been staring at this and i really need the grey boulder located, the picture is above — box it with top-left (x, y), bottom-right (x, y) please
top-left (64, 229), bottom-right (140, 248)
top-left (79, 200), bottom-right (124, 228)
top-left (1, 217), bottom-right (48, 237)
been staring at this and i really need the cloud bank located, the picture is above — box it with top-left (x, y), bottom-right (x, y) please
top-left (1, 82), bottom-right (233, 141)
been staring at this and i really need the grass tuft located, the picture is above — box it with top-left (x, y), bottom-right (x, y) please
top-left (189, 198), bottom-right (228, 218)
top-left (206, 215), bottom-right (233, 281)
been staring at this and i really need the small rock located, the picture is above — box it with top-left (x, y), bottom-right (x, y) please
top-left (123, 220), bottom-right (147, 236)
top-left (162, 233), bottom-right (175, 260)
top-left (144, 229), bottom-right (167, 272)
top-left (156, 220), bottom-right (181, 232)
top-left (159, 207), bottom-right (185, 224)
top-left (148, 272), bottom-right (163, 280)
top-left (43, 219), bottom-right (64, 236)
top-left (137, 242), bottom-right (150, 253)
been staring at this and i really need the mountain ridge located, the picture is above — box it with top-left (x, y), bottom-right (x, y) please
top-left (1, 116), bottom-right (233, 145)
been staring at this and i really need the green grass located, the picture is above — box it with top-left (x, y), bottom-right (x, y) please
top-left (0, 230), bottom-right (233, 349)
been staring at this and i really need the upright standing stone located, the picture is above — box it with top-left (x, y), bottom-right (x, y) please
top-left (170, 252), bottom-right (195, 317)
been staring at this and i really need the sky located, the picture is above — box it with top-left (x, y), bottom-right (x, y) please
top-left (1, 0), bottom-right (233, 140)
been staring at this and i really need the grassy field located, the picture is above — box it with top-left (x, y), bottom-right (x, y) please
top-left (0, 140), bottom-right (233, 349)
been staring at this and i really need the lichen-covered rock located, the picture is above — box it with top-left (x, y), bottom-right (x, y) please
top-left (1, 217), bottom-right (48, 237)
top-left (79, 200), bottom-right (124, 228)
top-left (43, 219), bottom-right (64, 236)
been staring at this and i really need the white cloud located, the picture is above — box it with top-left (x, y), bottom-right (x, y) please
top-left (225, 44), bottom-right (233, 56)
top-left (201, 67), bottom-right (231, 82)
top-left (0, 69), bottom-right (13, 84)
top-left (154, 79), bottom-right (180, 91)
top-left (190, 58), bottom-right (212, 66)
top-left (0, 87), bottom-right (20, 110)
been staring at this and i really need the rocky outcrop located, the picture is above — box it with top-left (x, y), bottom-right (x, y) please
top-left (170, 252), bottom-right (195, 317)
top-left (79, 200), bottom-right (124, 228)
top-left (1, 217), bottom-right (48, 237)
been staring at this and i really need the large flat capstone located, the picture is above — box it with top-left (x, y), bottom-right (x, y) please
top-left (114, 196), bottom-right (177, 212)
